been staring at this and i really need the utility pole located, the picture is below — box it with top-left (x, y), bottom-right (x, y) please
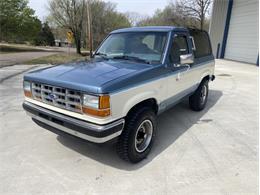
top-left (86, 0), bottom-right (93, 58)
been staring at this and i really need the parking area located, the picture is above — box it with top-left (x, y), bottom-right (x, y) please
top-left (0, 60), bottom-right (258, 195)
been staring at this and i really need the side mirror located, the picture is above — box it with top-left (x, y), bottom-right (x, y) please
top-left (180, 54), bottom-right (194, 65)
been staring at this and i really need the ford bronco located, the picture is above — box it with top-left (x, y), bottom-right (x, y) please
top-left (23, 26), bottom-right (215, 163)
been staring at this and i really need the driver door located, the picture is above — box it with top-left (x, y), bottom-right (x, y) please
top-left (166, 33), bottom-right (194, 107)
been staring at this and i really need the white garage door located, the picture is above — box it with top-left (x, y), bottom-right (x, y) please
top-left (225, 0), bottom-right (259, 64)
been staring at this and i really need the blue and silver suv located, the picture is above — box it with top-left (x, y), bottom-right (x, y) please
top-left (23, 26), bottom-right (215, 163)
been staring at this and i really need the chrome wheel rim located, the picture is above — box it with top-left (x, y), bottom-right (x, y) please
top-left (134, 119), bottom-right (153, 153)
top-left (200, 85), bottom-right (207, 104)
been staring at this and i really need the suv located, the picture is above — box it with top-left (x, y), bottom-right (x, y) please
top-left (23, 26), bottom-right (215, 163)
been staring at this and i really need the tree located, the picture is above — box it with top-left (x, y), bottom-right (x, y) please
top-left (34, 22), bottom-right (55, 46)
top-left (137, 1), bottom-right (212, 31)
top-left (48, 0), bottom-right (131, 54)
top-left (137, 3), bottom-right (198, 28)
top-left (85, 0), bottom-right (131, 50)
top-left (48, 0), bottom-right (85, 54)
top-left (0, 0), bottom-right (41, 42)
top-left (125, 12), bottom-right (146, 26)
top-left (178, 0), bottom-right (212, 30)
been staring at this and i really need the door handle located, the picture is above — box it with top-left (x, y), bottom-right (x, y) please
top-left (176, 64), bottom-right (190, 81)
top-left (184, 64), bottom-right (190, 72)
top-left (173, 63), bottom-right (181, 68)
top-left (173, 64), bottom-right (190, 72)
top-left (173, 63), bottom-right (190, 70)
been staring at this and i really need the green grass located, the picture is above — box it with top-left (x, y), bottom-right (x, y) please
top-left (25, 53), bottom-right (87, 65)
top-left (0, 44), bottom-right (49, 53)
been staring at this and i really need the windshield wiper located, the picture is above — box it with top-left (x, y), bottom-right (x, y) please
top-left (94, 52), bottom-right (108, 59)
top-left (111, 55), bottom-right (151, 64)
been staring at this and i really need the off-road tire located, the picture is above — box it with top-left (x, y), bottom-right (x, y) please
top-left (189, 79), bottom-right (209, 111)
top-left (116, 107), bottom-right (157, 163)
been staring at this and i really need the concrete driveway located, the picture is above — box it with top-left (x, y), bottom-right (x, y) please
top-left (0, 60), bottom-right (258, 195)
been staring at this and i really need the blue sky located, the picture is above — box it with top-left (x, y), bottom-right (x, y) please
top-left (28, 0), bottom-right (171, 21)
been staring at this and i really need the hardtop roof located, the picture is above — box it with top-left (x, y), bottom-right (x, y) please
top-left (110, 26), bottom-right (188, 34)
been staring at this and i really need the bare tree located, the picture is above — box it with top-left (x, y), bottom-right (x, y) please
top-left (178, 0), bottom-right (212, 30)
top-left (48, 0), bottom-right (85, 54)
top-left (125, 12), bottom-right (147, 26)
top-left (137, 3), bottom-right (199, 29)
top-left (84, 0), bottom-right (131, 50)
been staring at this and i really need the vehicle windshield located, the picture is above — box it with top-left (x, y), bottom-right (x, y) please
top-left (95, 32), bottom-right (168, 64)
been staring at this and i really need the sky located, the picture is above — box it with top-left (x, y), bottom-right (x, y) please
top-left (28, 0), bottom-right (171, 21)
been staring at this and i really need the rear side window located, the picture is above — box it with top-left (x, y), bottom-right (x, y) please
top-left (190, 30), bottom-right (212, 58)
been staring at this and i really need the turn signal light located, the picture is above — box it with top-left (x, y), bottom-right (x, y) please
top-left (99, 95), bottom-right (110, 109)
top-left (82, 107), bottom-right (110, 117)
top-left (24, 91), bottom-right (32, 98)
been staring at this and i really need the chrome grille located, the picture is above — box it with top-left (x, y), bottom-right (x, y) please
top-left (31, 82), bottom-right (82, 113)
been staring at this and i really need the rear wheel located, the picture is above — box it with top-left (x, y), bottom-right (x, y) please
top-left (189, 79), bottom-right (209, 111)
top-left (117, 107), bottom-right (157, 163)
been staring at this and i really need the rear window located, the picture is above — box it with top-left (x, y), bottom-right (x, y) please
top-left (190, 30), bottom-right (212, 58)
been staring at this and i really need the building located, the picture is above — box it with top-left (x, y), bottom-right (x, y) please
top-left (54, 39), bottom-right (69, 47)
top-left (209, 0), bottom-right (259, 65)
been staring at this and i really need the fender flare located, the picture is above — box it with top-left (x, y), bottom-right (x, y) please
top-left (199, 70), bottom-right (211, 83)
top-left (122, 91), bottom-right (159, 116)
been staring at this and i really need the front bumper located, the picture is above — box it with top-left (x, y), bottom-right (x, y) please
top-left (23, 101), bottom-right (125, 143)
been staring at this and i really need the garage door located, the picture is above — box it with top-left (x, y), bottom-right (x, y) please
top-left (225, 0), bottom-right (259, 64)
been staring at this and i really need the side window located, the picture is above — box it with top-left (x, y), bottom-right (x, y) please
top-left (190, 31), bottom-right (212, 58)
top-left (169, 35), bottom-right (189, 64)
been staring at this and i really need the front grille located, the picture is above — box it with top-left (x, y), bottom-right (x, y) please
top-left (31, 82), bottom-right (82, 113)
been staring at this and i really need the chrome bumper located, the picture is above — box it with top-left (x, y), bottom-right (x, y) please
top-left (23, 101), bottom-right (125, 143)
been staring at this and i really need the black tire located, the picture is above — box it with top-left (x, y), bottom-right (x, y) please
top-left (189, 79), bottom-right (209, 111)
top-left (116, 107), bottom-right (157, 163)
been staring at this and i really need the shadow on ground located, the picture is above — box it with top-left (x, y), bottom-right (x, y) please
top-left (57, 90), bottom-right (223, 170)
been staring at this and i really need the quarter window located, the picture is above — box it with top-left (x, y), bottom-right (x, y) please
top-left (190, 30), bottom-right (212, 58)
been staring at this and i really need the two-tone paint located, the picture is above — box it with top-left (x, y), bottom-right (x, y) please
top-left (24, 26), bottom-right (215, 142)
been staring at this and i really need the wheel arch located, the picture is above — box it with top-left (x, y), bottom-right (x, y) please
top-left (199, 71), bottom-right (211, 83)
top-left (125, 98), bottom-right (159, 120)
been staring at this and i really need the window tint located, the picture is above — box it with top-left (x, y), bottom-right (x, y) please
top-left (169, 35), bottom-right (189, 63)
top-left (190, 30), bottom-right (212, 58)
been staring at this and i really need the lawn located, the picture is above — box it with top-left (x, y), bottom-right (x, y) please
top-left (0, 44), bottom-right (52, 53)
top-left (25, 53), bottom-right (87, 65)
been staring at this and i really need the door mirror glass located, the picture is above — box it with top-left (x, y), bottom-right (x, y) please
top-left (180, 54), bottom-right (194, 65)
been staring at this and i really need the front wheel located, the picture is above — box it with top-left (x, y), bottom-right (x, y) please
top-left (189, 79), bottom-right (209, 111)
top-left (116, 107), bottom-right (157, 163)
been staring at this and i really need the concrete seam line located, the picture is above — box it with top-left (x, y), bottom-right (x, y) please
top-left (0, 63), bottom-right (18, 69)
top-left (0, 66), bottom-right (39, 83)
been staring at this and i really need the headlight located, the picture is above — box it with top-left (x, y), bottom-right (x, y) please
top-left (83, 94), bottom-right (99, 109)
top-left (23, 81), bottom-right (32, 97)
top-left (82, 94), bottom-right (110, 117)
top-left (23, 81), bottom-right (31, 91)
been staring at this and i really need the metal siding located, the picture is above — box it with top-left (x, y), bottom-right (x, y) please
top-left (225, 0), bottom-right (259, 64)
top-left (209, 0), bottom-right (229, 58)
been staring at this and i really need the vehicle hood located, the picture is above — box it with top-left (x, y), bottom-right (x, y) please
top-left (24, 59), bottom-right (152, 93)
